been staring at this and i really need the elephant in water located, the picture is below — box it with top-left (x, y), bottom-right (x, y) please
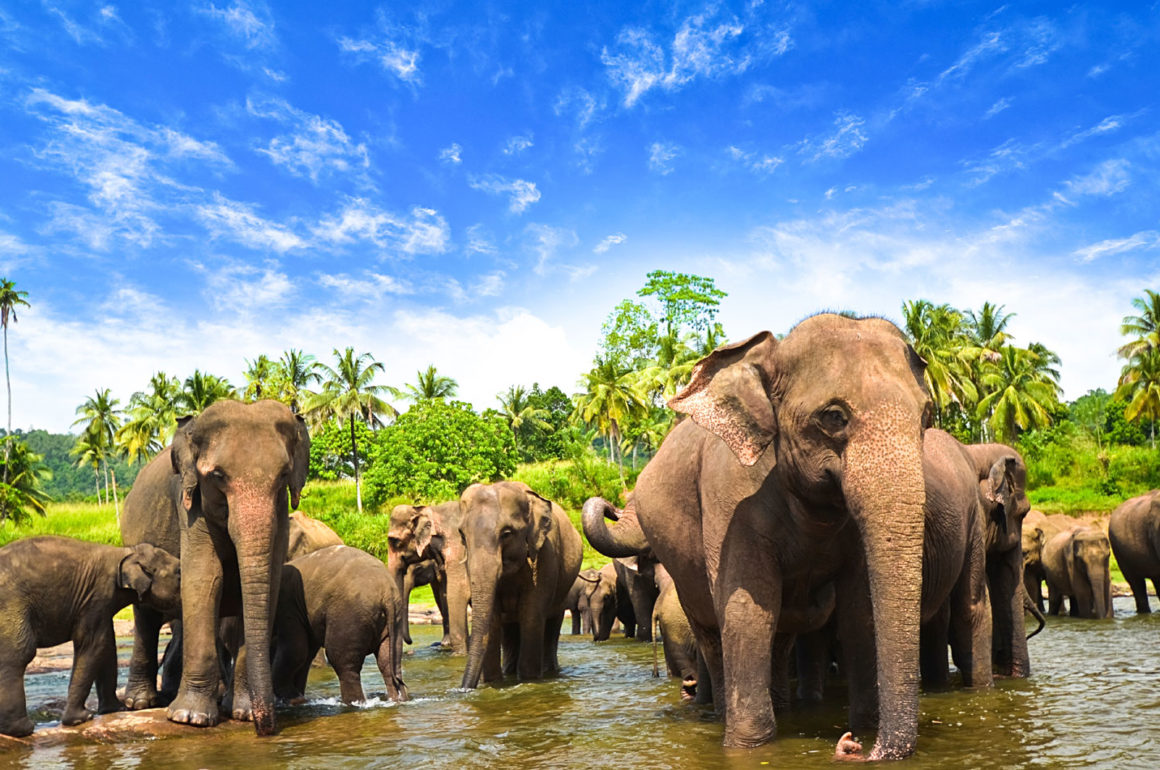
top-left (458, 482), bottom-right (583, 687)
top-left (582, 496), bottom-right (659, 642)
top-left (652, 564), bottom-right (699, 701)
top-left (0, 537), bottom-right (180, 737)
top-left (1108, 490), bottom-right (1160, 614)
top-left (564, 568), bottom-right (599, 635)
top-left (1042, 526), bottom-right (1113, 619)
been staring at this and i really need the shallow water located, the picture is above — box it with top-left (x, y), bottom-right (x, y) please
top-left (8, 595), bottom-right (1160, 769)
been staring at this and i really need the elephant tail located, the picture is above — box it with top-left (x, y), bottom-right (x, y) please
top-left (1023, 583), bottom-right (1046, 639)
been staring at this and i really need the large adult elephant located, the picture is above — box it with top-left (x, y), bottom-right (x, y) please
top-left (582, 497), bottom-right (659, 642)
top-left (1108, 490), bottom-right (1160, 614)
top-left (387, 501), bottom-right (469, 654)
top-left (631, 314), bottom-right (931, 759)
top-left (120, 399), bottom-right (309, 735)
top-left (459, 482), bottom-right (583, 687)
top-left (961, 442), bottom-right (1033, 677)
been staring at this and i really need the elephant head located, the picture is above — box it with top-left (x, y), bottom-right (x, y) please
top-left (1070, 527), bottom-right (1113, 619)
top-left (170, 399), bottom-right (309, 735)
top-left (668, 314), bottom-right (931, 760)
top-left (118, 542), bottom-right (182, 613)
top-left (586, 563), bottom-right (620, 641)
top-left (1022, 525), bottom-right (1046, 572)
top-left (980, 452), bottom-right (1031, 539)
top-left (459, 481), bottom-right (554, 689)
top-left (388, 504), bottom-right (440, 569)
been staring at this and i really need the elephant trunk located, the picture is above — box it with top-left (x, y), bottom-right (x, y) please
top-left (843, 420), bottom-right (926, 761)
top-left (1088, 567), bottom-right (1111, 620)
top-left (461, 559), bottom-right (500, 689)
top-left (582, 497), bottom-right (648, 558)
top-left (231, 503), bottom-right (282, 736)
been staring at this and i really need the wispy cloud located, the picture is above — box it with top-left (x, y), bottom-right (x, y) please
top-left (727, 145), bottom-right (783, 175)
top-left (1060, 158), bottom-right (1130, 199)
top-left (648, 142), bottom-right (680, 174)
top-left (525, 223), bottom-right (579, 276)
top-left (313, 198), bottom-right (449, 255)
top-left (195, 258), bottom-right (294, 310)
top-left (504, 135), bottom-right (533, 155)
top-left (798, 113), bottom-right (867, 162)
top-left (554, 87), bottom-right (601, 130)
top-left (199, 1), bottom-right (277, 50)
top-left (338, 34), bottom-right (420, 83)
top-left (1073, 231), bottom-right (1160, 263)
top-left (44, 2), bottom-right (131, 46)
top-left (318, 271), bottom-right (413, 300)
top-left (469, 175), bottom-right (541, 213)
top-left (594, 233), bottom-right (626, 254)
top-left (439, 143), bottom-right (462, 164)
top-left (1059, 115), bottom-right (1126, 150)
top-left (196, 193), bottom-right (305, 252)
top-left (465, 224), bottom-right (497, 255)
top-left (937, 31), bottom-right (1006, 85)
top-left (246, 96), bottom-right (369, 183)
top-left (984, 98), bottom-right (1011, 119)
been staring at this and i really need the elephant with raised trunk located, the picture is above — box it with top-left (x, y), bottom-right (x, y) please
top-left (1042, 526), bottom-right (1113, 619)
top-left (582, 496), bottom-right (659, 641)
top-left (1108, 490), bottom-right (1160, 614)
top-left (387, 501), bottom-right (469, 654)
top-left (459, 482), bottom-right (583, 688)
top-left (631, 314), bottom-right (931, 760)
top-left (120, 399), bottom-right (309, 736)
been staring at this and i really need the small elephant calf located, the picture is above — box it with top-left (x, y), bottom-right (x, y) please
top-left (0, 536), bottom-right (181, 737)
top-left (272, 545), bottom-right (409, 705)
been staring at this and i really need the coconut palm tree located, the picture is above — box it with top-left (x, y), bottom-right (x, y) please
top-left (277, 349), bottom-right (322, 413)
top-left (177, 370), bottom-right (237, 415)
top-left (70, 429), bottom-right (106, 505)
top-left (116, 371), bottom-right (181, 463)
top-left (965, 302), bottom-right (1016, 354)
top-left (498, 385), bottom-right (552, 458)
top-left (0, 278), bottom-right (30, 496)
top-left (405, 365), bottom-right (458, 402)
top-left (302, 348), bottom-right (397, 512)
top-left (573, 356), bottom-right (649, 481)
top-left (1116, 347), bottom-right (1160, 449)
top-left (901, 299), bottom-right (977, 426)
top-left (72, 388), bottom-right (123, 517)
top-left (0, 438), bottom-right (51, 524)
top-left (975, 346), bottom-right (1061, 444)
top-left (1117, 289), bottom-right (1160, 362)
top-left (243, 354), bottom-right (280, 402)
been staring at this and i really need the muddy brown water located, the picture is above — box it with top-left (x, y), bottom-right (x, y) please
top-left (5, 595), bottom-right (1159, 769)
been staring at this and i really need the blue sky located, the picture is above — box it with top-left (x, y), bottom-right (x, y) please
top-left (1, 1), bottom-right (1157, 433)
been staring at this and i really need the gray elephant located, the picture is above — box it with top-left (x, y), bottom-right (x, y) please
top-left (1108, 491), bottom-right (1160, 614)
top-left (1042, 526), bottom-right (1113, 619)
top-left (629, 315), bottom-right (931, 759)
top-left (119, 399), bottom-right (309, 735)
top-left (585, 561), bottom-right (635, 641)
top-left (652, 564), bottom-right (699, 701)
top-left (564, 568), bottom-right (599, 634)
top-left (0, 536), bottom-right (181, 737)
top-left (387, 501), bottom-right (469, 654)
top-left (459, 482), bottom-right (583, 687)
top-left (272, 545), bottom-right (408, 705)
top-left (582, 497), bottom-right (658, 642)
top-left (1022, 511), bottom-right (1080, 612)
top-left (287, 511), bottom-right (343, 561)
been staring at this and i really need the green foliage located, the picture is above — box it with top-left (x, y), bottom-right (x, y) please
top-left (510, 452), bottom-right (641, 511)
top-left (308, 420), bottom-right (373, 481)
top-left (0, 438), bottom-right (52, 524)
top-left (362, 400), bottom-right (516, 509)
top-left (637, 269), bottom-right (726, 339)
top-left (600, 299), bottom-right (658, 369)
top-left (0, 500), bottom-right (119, 546)
top-left (11, 429), bottom-right (140, 501)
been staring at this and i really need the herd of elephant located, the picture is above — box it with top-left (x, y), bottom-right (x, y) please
top-left (5, 314), bottom-right (1160, 763)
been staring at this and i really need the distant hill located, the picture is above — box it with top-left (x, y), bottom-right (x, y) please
top-left (12, 429), bottom-right (143, 503)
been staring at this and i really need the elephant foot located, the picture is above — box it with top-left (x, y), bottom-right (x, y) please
top-left (680, 677), bottom-right (697, 701)
top-left (61, 705), bottom-right (94, 727)
top-left (224, 688), bottom-right (254, 722)
top-left (167, 691), bottom-right (221, 728)
top-left (833, 732), bottom-right (864, 762)
top-left (121, 682), bottom-right (161, 710)
top-left (1, 716), bottom-right (35, 738)
top-left (723, 716), bottom-right (776, 749)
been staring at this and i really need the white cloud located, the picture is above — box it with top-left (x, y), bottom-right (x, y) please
top-left (439, 143), bottom-right (462, 164)
top-left (1062, 159), bottom-right (1130, 198)
top-left (799, 113), bottom-right (867, 162)
top-left (199, 1), bottom-right (276, 50)
top-left (937, 31), bottom-right (1006, 85)
top-left (465, 224), bottom-right (497, 255)
top-left (525, 223), bottom-right (582, 276)
top-left (984, 98), bottom-right (1011, 119)
top-left (312, 199), bottom-right (449, 255)
top-left (1059, 115), bottom-right (1126, 150)
top-left (469, 175), bottom-right (541, 214)
top-left (503, 135), bottom-right (533, 155)
top-left (196, 259), bottom-right (294, 310)
top-left (338, 35), bottom-right (420, 83)
top-left (554, 87), bottom-right (600, 129)
top-left (1073, 231), bottom-right (1160, 263)
top-left (727, 145), bottom-right (783, 175)
top-left (196, 193), bottom-right (305, 252)
top-left (247, 96), bottom-right (369, 182)
top-left (648, 142), bottom-right (680, 175)
top-left (594, 233), bottom-right (627, 254)
top-left (318, 271), bottom-right (413, 300)
top-left (472, 272), bottom-right (505, 297)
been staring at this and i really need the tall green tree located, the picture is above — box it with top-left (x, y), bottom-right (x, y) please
top-left (976, 346), bottom-right (1061, 444)
top-left (303, 348), bottom-right (397, 512)
top-left (0, 438), bottom-right (51, 524)
top-left (0, 278), bottom-right (30, 501)
top-left (965, 302), bottom-right (1016, 354)
top-left (177, 370), bottom-right (237, 415)
top-left (243, 355), bottom-right (280, 401)
top-left (1116, 347), bottom-right (1160, 449)
top-left (901, 299), bottom-right (977, 426)
top-left (1117, 289), bottom-right (1160, 361)
top-left (405, 365), bottom-right (458, 402)
top-left (498, 384), bottom-right (552, 460)
top-left (117, 371), bottom-right (181, 463)
top-left (573, 356), bottom-right (649, 482)
top-left (277, 349), bottom-right (322, 413)
top-left (70, 430), bottom-right (106, 505)
top-left (637, 269), bottom-right (726, 342)
top-left (72, 388), bottom-right (123, 516)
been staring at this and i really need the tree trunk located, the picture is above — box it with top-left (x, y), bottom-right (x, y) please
top-left (2, 324), bottom-right (9, 488)
top-left (351, 420), bottom-right (362, 513)
top-left (111, 467), bottom-right (120, 523)
top-left (94, 468), bottom-right (102, 504)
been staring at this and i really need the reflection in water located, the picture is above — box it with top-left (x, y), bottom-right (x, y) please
top-left (8, 596), bottom-right (1160, 769)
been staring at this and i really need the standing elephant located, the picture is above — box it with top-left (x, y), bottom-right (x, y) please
top-left (0, 537), bottom-right (181, 737)
top-left (1022, 511), bottom-right (1080, 613)
top-left (585, 562), bottom-right (634, 641)
top-left (961, 442), bottom-right (1033, 677)
top-left (564, 568), bottom-right (600, 634)
top-left (272, 545), bottom-right (408, 705)
top-left (459, 482), bottom-right (583, 688)
top-left (1108, 491), bottom-right (1160, 614)
top-left (287, 511), bottom-right (343, 561)
top-left (631, 315), bottom-right (931, 759)
top-left (119, 399), bottom-right (309, 735)
top-left (652, 564), bottom-right (699, 701)
top-left (387, 501), bottom-right (469, 654)
top-left (1042, 526), bottom-right (1113, 619)
top-left (582, 497), bottom-right (659, 641)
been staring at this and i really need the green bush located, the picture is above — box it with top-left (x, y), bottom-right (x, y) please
top-left (510, 454), bottom-right (639, 511)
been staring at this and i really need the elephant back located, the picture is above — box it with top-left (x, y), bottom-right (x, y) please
top-left (121, 446), bottom-right (181, 555)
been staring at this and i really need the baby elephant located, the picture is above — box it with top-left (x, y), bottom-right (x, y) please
top-left (1043, 526), bottom-right (1113, 619)
top-left (273, 545), bottom-right (409, 705)
top-left (0, 536), bottom-right (181, 737)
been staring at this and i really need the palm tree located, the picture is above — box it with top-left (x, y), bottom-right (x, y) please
top-left (965, 302), bottom-right (1016, 354)
top-left (406, 365), bottom-right (458, 402)
top-left (70, 430), bottom-right (106, 505)
top-left (278, 349), bottom-right (322, 413)
top-left (303, 348), bottom-right (397, 512)
top-left (975, 346), bottom-right (1060, 444)
top-left (0, 438), bottom-right (51, 524)
top-left (72, 388), bottom-right (123, 517)
top-left (1116, 347), bottom-right (1160, 449)
top-left (901, 300), bottom-right (977, 426)
top-left (177, 370), bottom-right (237, 415)
top-left (0, 278), bottom-right (30, 495)
top-left (243, 355), bottom-right (280, 402)
top-left (116, 372), bottom-right (181, 463)
top-left (1117, 289), bottom-right (1160, 361)
top-left (573, 356), bottom-right (649, 481)
top-left (498, 385), bottom-right (552, 457)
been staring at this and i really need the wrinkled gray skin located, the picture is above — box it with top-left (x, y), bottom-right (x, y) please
top-left (119, 399), bottom-right (309, 736)
top-left (0, 536), bottom-right (180, 737)
top-left (564, 568), bottom-right (599, 634)
top-left (653, 564), bottom-right (699, 701)
top-left (459, 482), bottom-right (583, 688)
top-left (287, 511), bottom-right (343, 561)
top-left (1022, 511), bottom-right (1080, 613)
top-left (585, 562), bottom-right (635, 641)
top-left (581, 497), bottom-right (658, 642)
top-left (1042, 526), bottom-right (1113, 619)
top-left (400, 559), bottom-right (443, 645)
top-left (962, 443), bottom-right (1033, 678)
top-left (1109, 491), bottom-right (1160, 614)
top-left (631, 315), bottom-right (931, 759)
top-left (272, 545), bottom-right (408, 705)
top-left (387, 501), bottom-right (469, 654)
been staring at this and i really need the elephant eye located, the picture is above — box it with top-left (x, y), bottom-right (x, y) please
top-left (817, 406), bottom-right (849, 435)
top-left (210, 469), bottom-right (226, 481)
top-left (500, 527), bottom-right (515, 540)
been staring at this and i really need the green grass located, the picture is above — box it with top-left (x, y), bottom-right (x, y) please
top-left (0, 500), bottom-right (121, 547)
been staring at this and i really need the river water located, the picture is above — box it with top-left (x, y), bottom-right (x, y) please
top-left (7, 595), bottom-right (1159, 769)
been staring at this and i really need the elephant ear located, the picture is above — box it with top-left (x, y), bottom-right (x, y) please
top-left (414, 508), bottom-right (435, 558)
top-left (668, 331), bottom-right (778, 467)
top-left (983, 456), bottom-right (1017, 534)
top-left (170, 415), bottom-right (199, 512)
top-left (525, 491), bottom-right (555, 561)
top-left (120, 543), bottom-right (159, 601)
top-left (289, 414), bottom-right (310, 510)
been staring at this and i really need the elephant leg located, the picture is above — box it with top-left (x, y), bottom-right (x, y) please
top-left (123, 604), bottom-right (164, 709)
top-left (272, 622), bottom-right (309, 701)
top-left (794, 625), bottom-right (831, 704)
top-left (482, 623), bottom-right (504, 684)
top-left (228, 625), bottom-right (256, 721)
top-left (0, 629), bottom-right (36, 737)
top-left (433, 574), bottom-right (451, 648)
top-left (991, 547), bottom-right (1029, 677)
top-left (1150, 578), bottom-right (1160, 610)
top-left (769, 633), bottom-right (794, 712)
top-left (168, 528), bottom-right (225, 728)
top-left (517, 609), bottom-right (546, 681)
top-left (692, 624), bottom-right (723, 708)
top-left (630, 582), bottom-right (655, 643)
top-left (376, 634), bottom-right (409, 702)
top-left (444, 559), bottom-right (470, 655)
top-left (330, 652), bottom-right (366, 705)
top-left (543, 612), bottom-right (564, 675)
top-left (920, 604), bottom-right (951, 690)
top-left (948, 539), bottom-right (993, 688)
top-left (836, 566), bottom-right (878, 732)
top-left (92, 626), bottom-right (126, 715)
top-left (159, 619), bottom-right (183, 704)
top-left (1045, 579), bottom-right (1064, 616)
top-left (64, 623), bottom-right (119, 726)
